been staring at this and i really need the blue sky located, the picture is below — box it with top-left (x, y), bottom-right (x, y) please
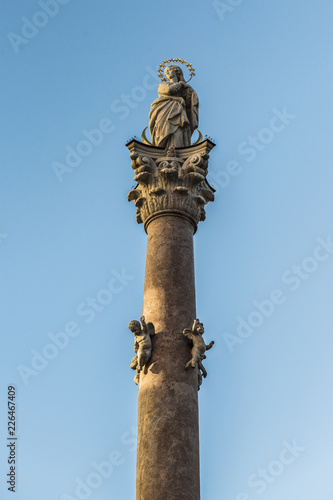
top-left (1, 1), bottom-right (333, 499)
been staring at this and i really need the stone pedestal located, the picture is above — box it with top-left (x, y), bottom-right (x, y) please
top-left (127, 139), bottom-right (215, 500)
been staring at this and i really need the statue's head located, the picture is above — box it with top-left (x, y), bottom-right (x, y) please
top-left (197, 324), bottom-right (204, 335)
top-left (128, 320), bottom-right (141, 334)
top-left (193, 319), bottom-right (204, 335)
top-left (164, 64), bottom-right (185, 82)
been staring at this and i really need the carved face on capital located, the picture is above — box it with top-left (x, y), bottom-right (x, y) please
top-left (164, 65), bottom-right (183, 82)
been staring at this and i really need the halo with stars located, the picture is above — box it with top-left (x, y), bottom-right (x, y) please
top-left (158, 58), bottom-right (195, 83)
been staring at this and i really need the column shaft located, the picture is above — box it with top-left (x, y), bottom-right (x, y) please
top-left (136, 215), bottom-right (200, 500)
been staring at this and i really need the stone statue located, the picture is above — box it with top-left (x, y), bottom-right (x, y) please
top-left (149, 64), bottom-right (199, 148)
top-left (128, 316), bottom-right (155, 385)
top-left (183, 319), bottom-right (214, 389)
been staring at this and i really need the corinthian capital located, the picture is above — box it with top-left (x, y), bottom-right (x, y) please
top-left (127, 140), bottom-right (215, 232)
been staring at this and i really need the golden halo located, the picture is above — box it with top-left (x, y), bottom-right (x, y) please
top-left (158, 58), bottom-right (195, 83)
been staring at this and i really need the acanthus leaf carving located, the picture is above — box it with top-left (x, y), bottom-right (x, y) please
top-left (127, 140), bottom-right (215, 231)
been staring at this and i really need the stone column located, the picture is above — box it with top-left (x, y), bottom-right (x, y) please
top-left (127, 140), bottom-right (215, 500)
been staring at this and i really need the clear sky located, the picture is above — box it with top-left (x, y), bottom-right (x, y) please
top-left (1, 1), bottom-right (333, 499)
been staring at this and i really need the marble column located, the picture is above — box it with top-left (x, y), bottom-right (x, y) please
top-left (127, 139), bottom-right (215, 500)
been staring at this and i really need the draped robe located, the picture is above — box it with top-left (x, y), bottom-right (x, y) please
top-left (149, 81), bottom-right (199, 148)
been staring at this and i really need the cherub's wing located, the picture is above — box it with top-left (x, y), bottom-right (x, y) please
top-left (147, 322), bottom-right (155, 337)
top-left (183, 329), bottom-right (193, 345)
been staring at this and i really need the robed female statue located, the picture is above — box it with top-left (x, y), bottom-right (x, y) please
top-left (148, 65), bottom-right (199, 148)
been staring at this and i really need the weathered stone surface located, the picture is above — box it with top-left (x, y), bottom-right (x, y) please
top-left (136, 215), bottom-right (200, 500)
top-left (127, 139), bottom-right (215, 232)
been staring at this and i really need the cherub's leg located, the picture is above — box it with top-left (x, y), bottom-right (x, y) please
top-left (198, 361), bottom-right (207, 378)
top-left (191, 347), bottom-right (201, 368)
top-left (185, 360), bottom-right (193, 370)
top-left (137, 348), bottom-right (146, 371)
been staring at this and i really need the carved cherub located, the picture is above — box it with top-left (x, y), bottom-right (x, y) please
top-left (183, 319), bottom-right (214, 389)
top-left (128, 316), bottom-right (155, 385)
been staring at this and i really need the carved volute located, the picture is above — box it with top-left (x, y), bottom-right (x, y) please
top-left (127, 139), bottom-right (215, 232)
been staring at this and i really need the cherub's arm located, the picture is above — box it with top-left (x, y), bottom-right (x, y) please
top-left (192, 319), bottom-right (201, 333)
top-left (205, 341), bottom-right (214, 351)
top-left (140, 316), bottom-right (147, 334)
